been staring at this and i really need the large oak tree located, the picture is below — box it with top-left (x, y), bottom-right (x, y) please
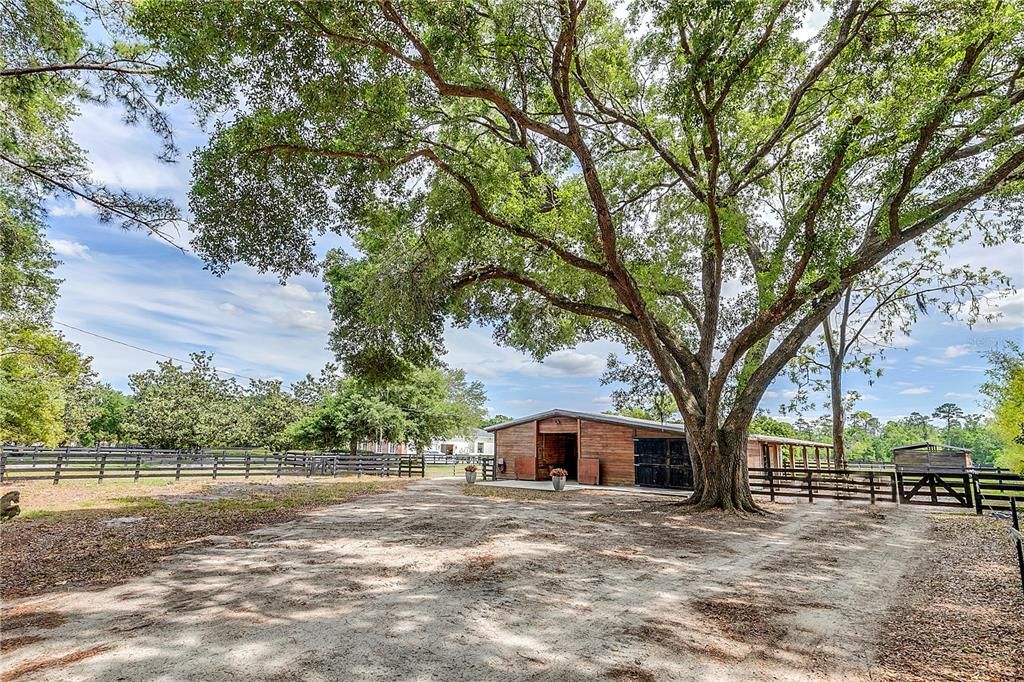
top-left (137, 0), bottom-right (1024, 510)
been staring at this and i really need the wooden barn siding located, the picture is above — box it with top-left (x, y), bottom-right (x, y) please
top-left (537, 417), bottom-right (579, 433)
top-left (579, 420), bottom-right (635, 486)
top-left (747, 440), bottom-right (764, 468)
top-left (495, 422), bottom-right (536, 480)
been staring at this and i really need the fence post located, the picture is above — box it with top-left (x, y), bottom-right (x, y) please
top-left (868, 471), bottom-right (875, 505)
top-left (973, 475), bottom-right (984, 515)
top-left (768, 466), bottom-right (775, 503)
top-left (1011, 497), bottom-right (1024, 595)
top-left (244, 454), bottom-right (251, 480)
top-left (807, 470), bottom-right (814, 503)
top-left (0, 450), bottom-right (6, 483)
top-left (306, 454), bottom-right (313, 478)
top-left (175, 455), bottom-right (182, 482)
top-left (53, 453), bottom-right (63, 485)
top-left (98, 453), bottom-right (108, 484)
top-left (895, 470), bottom-right (903, 505)
top-left (420, 454), bottom-right (425, 478)
top-left (212, 455), bottom-right (219, 480)
top-left (962, 473), bottom-right (973, 510)
top-left (134, 452), bottom-right (143, 482)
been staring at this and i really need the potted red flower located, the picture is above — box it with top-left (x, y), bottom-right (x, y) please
top-left (550, 467), bottom-right (568, 491)
top-left (464, 464), bottom-right (478, 484)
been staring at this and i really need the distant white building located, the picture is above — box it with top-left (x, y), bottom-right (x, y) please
top-left (427, 429), bottom-right (494, 457)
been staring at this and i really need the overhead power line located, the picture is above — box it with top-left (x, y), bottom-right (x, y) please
top-left (53, 320), bottom-right (261, 381)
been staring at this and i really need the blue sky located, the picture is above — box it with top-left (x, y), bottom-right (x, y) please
top-left (46, 95), bottom-right (1023, 424)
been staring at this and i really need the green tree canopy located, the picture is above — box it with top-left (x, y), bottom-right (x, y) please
top-left (136, 0), bottom-right (1024, 510)
top-left (282, 365), bottom-right (487, 452)
top-left (982, 343), bottom-right (1024, 472)
top-left (125, 352), bottom-right (244, 449)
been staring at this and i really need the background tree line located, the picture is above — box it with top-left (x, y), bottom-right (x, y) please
top-left (3, 350), bottom-right (487, 452)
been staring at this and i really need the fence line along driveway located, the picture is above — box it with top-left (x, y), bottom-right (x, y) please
top-left (747, 466), bottom-right (1023, 514)
top-left (0, 447), bottom-right (498, 484)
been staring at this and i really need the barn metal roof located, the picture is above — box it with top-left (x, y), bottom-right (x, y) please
top-left (892, 441), bottom-right (970, 453)
top-left (748, 434), bottom-right (835, 448)
top-left (484, 409), bottom-right (836, 448)
top-left (483, 409), bottom-right (688, 435)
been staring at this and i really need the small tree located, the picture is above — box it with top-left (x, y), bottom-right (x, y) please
top-left (79, 385), bottom-right (133, 446)
top-left (931, 402), bottom-right (966, 445)
top-left (786, 247), bottom-right (1006, 465)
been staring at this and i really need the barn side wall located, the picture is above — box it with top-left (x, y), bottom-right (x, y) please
top-left (579, 420), bottom-right (636, 486)
top-left (495, 422), bottom-right (536, 480)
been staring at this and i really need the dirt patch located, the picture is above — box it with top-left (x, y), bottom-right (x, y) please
top-left (875, 514), bottom-right (1024, 682)
top-left (603, 663), bottom-right (657, 681)
top-left (2, 480), bottom-right (1009, 681)
top-left (2, 607), bottom-right (67, 630)
top-left (0, 645), bottom-right (109, 682)
top-left (0, 635), bottom-right (45, 654)
top-left (692, 597), bottom-right (794, 645)
top-left (0, 479), bottom-right (408, 598)
top-left (444, 553), bottom-right (498, 585)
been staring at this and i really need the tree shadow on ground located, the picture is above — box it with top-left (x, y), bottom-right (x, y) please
top-left (1, 480), bottom-right (942, 681)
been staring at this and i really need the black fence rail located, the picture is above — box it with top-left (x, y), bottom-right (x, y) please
top-left (750, 467), bottom-right (898, 504)
top-left (749, 466), bottom-right (1023, 513)
top-left (0, 447), bottom-right (427, 484)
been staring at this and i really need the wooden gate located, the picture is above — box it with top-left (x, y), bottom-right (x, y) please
top-left (896, 471), bottom-right (974, 508)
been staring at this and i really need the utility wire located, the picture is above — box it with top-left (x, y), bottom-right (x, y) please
top-left (54, 320), bottom-right (262, 381)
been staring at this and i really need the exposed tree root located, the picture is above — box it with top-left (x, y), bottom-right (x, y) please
top-left (677, 490), bottom-right (771, 516)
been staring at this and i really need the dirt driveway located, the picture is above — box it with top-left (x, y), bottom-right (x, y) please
top-left (0, 478), bottom-right (1010, 681)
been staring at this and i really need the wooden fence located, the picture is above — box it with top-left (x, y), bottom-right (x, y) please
top-left (0, 447), bottom-right (431, 484)
top-left (0, 446), bottom-right (500, 484)
top-left (748, 466), bottom-right (1024, 513)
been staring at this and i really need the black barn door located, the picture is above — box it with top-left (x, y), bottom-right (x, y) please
top-left (634, 438), bottom-right (693, 489)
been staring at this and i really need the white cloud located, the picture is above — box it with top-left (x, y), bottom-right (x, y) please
top-left (764, 389), bottom-right (798, 399)
top-left (945, 392), bottom-right (980, 399)
top-left (943, 344), bottom-right (971, 359)
top-left (899, 386), bottom-right (931, 395)
top-left (538, 350), bottom-right (605, 377)
top-left (49, 197), bottom-right (98, 218)
top-left (218, 303), bottom-right (241, 314)
top-left (592, 395), bottom-right (613, 405)
top-left (506, 399), bottom-right (537, 407)
top-left (913, 355), bottom-right (946, 366)
top-left (278, 282), bottom-right (315, 301)
top-left (49, 239), bottom-right (93, 260)
top-left (271, 309), bottom-right (331, 332)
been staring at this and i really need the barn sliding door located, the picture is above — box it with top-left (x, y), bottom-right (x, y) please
top-left (634, 438), bottom-right (693, 490)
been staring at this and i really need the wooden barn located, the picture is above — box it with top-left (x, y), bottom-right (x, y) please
top-left (892, 442), bottom-right (973, 471)
top-left (485, 410), bottom-right (838, 490)
top-left (485, 410), bottom-right (692, 489)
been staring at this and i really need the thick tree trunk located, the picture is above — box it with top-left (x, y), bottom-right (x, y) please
top-left (684, 426), bottom-right (764, 513)
top-left (830, 361), bottom-right (846, 468)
